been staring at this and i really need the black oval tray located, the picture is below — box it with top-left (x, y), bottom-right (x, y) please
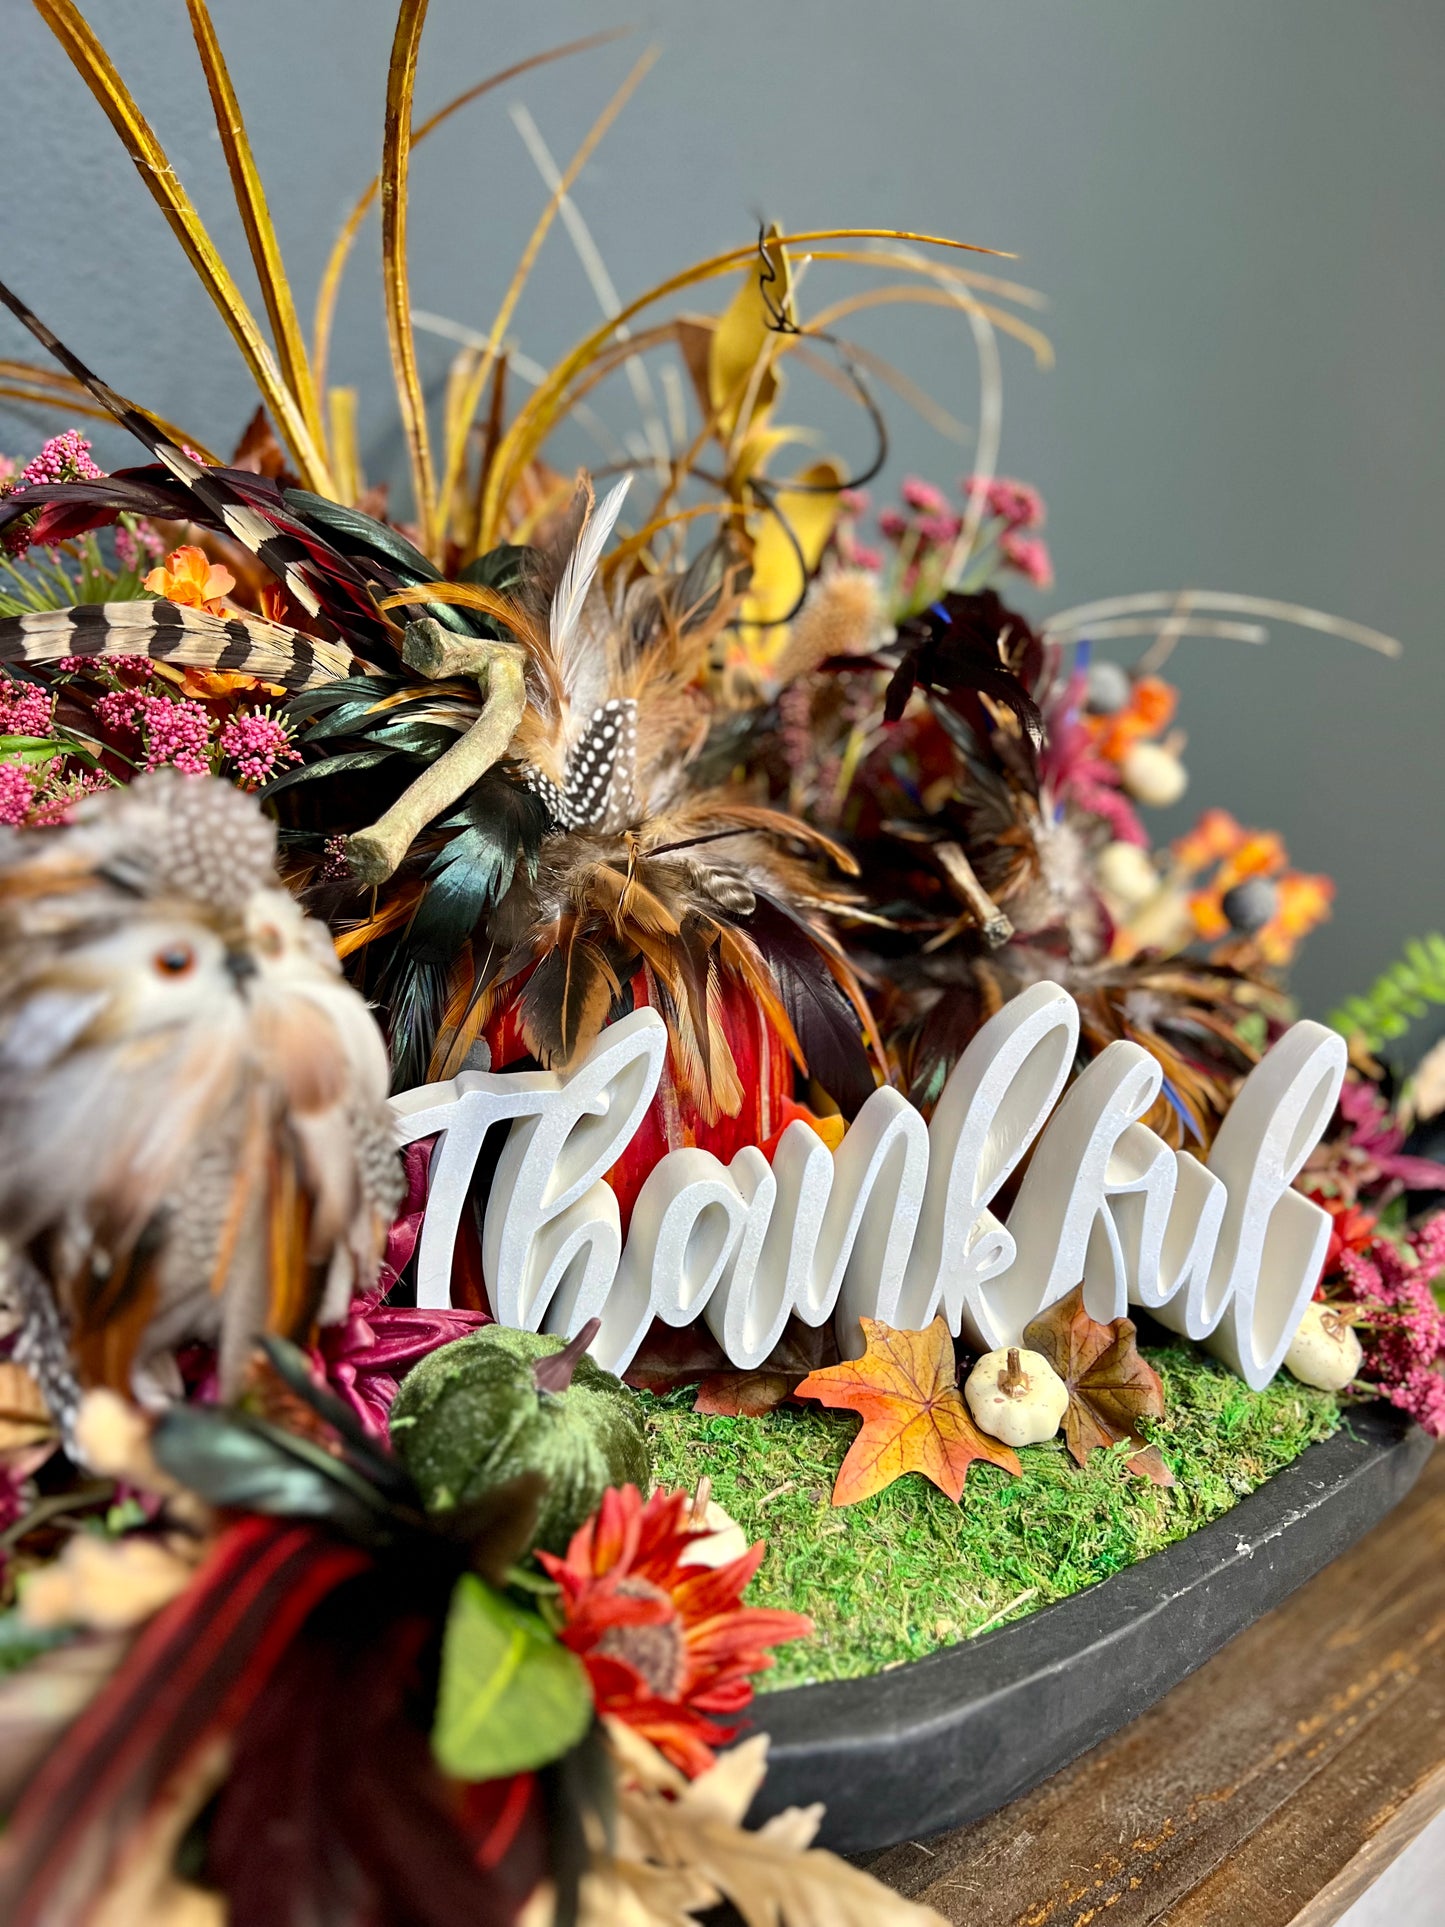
top-left (742, 1403), bottom-right (1433, 1852)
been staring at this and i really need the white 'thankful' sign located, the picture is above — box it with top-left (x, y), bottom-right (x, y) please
top-left (388, 981), bottom-right (1347, 1391)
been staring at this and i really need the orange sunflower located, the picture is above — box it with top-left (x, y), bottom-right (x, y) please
top-left (537, 1484), bottom-right (812, 1778)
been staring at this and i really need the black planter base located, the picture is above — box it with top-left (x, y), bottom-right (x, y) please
top-left (743, 1404), bottom-right (1433, 1853)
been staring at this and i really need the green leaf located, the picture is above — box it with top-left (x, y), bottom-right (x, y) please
top-left (0, 737), bottom-right (63, 765)
top-left (432, 1572), bottom-right (591, 1780)
top-left (1328, 932), bottom-right (1445, 1052)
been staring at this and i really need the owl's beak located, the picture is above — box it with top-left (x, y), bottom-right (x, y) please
top-left (224, 947), bottom-right (259, 989)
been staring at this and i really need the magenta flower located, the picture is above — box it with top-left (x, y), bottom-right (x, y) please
top-left (316, 1295), bottom-right (488, 1440)
top-left (877, 507), bottom-right (909, 541)
top-left (94, 687), bottom-right (149, 740)
top-left (312, 1141), bottom-right (489, 1438)
top-left (1070, 774), bottom-right (1149, 847)
top-left (1382, 1364), bottom-right (1445, 1436)
top-left (0, 1463), bottom-right (24, 1590)
top-left (1337, 1079), bottom-right (1445, 1196)
top-left (26, 769), bottom-right (109, 827)
top-left (318, 833), bottom-right (352, 881)
top-left (219, 710), bottom-right (301, 789)
top-left (58, 654), bottom-right (156, 679)
top-left (1036, 673), bottom-right (1149, 846)
top-left (142, 701), bottom-right (211, 776)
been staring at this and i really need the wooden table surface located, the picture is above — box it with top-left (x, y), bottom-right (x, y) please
top-left (864, 1440), bottom-right (1445, 1927)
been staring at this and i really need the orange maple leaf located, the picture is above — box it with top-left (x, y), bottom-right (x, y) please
top-left (795, 1315), bottom-right (1022, 1507)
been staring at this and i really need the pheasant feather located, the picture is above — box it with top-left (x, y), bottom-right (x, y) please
top-left (0, 601), bottom-right (352, 692)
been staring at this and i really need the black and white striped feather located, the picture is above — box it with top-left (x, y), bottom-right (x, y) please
top-left (0, 602), bottom-right (352, 693)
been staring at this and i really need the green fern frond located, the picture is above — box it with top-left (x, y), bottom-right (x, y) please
top-left (1329, 934), bottom-right (1445, 1049)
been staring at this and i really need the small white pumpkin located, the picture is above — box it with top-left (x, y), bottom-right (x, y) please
top-left (678, 1488), bottom-right (750, 1569)
top-left (1283, 1301), bottom-right (1363, 1392)
top-left (1096, 840), bottom-right (1161, 911)
top-left (964, 1346), bottom-right (1070, 1448)
top-left (1120, 742), bottom-right (1189, 808)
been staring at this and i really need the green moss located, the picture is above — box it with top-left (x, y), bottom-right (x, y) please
top-left (644, 1343), bottom-right (1340, 1689)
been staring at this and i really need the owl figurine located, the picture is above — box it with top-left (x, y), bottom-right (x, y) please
top-left (0, 771), bottom-right (404, 1415)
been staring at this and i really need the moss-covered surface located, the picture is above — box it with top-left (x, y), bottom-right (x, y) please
top-left (644, 1343), bottom-right (1341, 1690)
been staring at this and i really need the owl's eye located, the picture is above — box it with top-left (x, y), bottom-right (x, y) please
top-left (152, 943), bottom-right (197, 977)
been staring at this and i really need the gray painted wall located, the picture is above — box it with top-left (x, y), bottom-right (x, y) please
top-left (3, 0), bottom-right (1441, 1024)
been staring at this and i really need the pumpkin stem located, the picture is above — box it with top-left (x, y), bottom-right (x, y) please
top-left (1000, 1347), bottom-right (1026, 1396)
top-left (534, 1317), bottom-right (602, 1395)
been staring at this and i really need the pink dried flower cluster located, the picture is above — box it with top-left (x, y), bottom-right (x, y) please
top-left (900, 476), bottom-right (950, 516)
top-left (96, 687), bottom-right (213, 776)
top-left (878, 502), bottom-right (961, 547)
top-left (0, 762), bottom-right (38, 827)
top-left (3, 432), bottom-right (103, 557)
top-left (57, 653), bottom-right (155, 681)
top-left (25, 768), bottom-right (109, 826)
top-left (965, 475), bottom-right (1046, 530)
top-left (830, 489), bottom-right (882, 573)
top-left (1000, 531), bottom-right (1054, 590)
top-left (319, 834), bottom-right (352, 881)
top-left (114, 521), bottom-right (166, 573)
top-left (15, 431), bottom-right (102, 491)
top-left (0, 455), bottom-right (15, 486)
top-left (0, 678), bottom-right (54, 740)
top-left (1329, 1214), bottom-right (1445, 1436)
top-left (858, 474), bottom-right (1054, 601)
top-left (218, 710), bottom-right (300, 789)
top-left (1037, 670), bottom-right (1148, 846)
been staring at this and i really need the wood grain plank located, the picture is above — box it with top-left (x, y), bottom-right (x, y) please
top-left (866, 1441), bottom-right (1445, 1926)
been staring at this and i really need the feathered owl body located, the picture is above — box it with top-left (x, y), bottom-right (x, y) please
top-left (0, 773), bottom-right (403, 1403)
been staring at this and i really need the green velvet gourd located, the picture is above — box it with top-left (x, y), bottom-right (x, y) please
top-left (389, 1323), bottom-right (650, 1555)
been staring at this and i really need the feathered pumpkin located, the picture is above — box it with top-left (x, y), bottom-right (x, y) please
top-left (331, 478), bottom-right (885, 1223)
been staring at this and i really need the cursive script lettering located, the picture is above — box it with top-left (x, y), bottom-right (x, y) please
top-left (390, 983), bottom-right (1345, 1390)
